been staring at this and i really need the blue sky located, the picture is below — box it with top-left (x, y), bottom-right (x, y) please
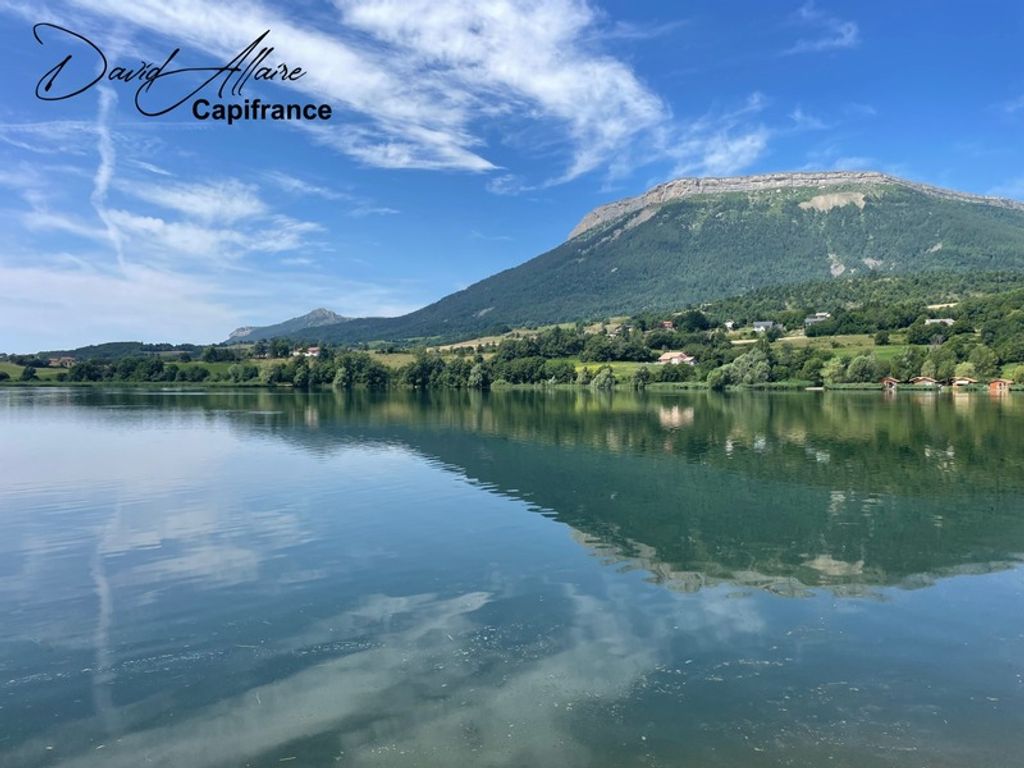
top-left (1, 0), bottom-right (1023, 351)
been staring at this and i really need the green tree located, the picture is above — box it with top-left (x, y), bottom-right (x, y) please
top-left (706, 365), bottom-right (732, 391)
top-left (890, 347), bottom-right (925, 381)
top-left (799, 358), bottom-right (825, 384)
top-left (590, 366), bottom-right (616, 390)
top-left (20, 366), bottom-right (37, 381)
top-left (820, 357), bottom-right (846, 385)
top-left (845, 355), bottom-right (883, 383)
top-left (954, 361), bottom-right (978, 379)
top-left (731, 349), bottom-right (771, 385)
top-left (631, 366), bottom-right (652, 389)
top-left (968, 345), bottom-right (1000, 379)
top-left (292, 363), bottom-right (311, 388)
top-left (261, 363), bottom-right (287, 385)
top-left (468, 363), bottom-right (489, 389)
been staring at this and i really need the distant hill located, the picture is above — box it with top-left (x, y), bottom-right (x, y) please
top-left (34, 341), bottom-right (201, 361)
top-left (237, 171), bottom-right (1024, 345)
top-left (226, 308), bottom-right (350, 343)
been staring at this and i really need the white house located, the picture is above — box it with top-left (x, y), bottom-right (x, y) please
top-left (657, 351), bottom-right (696, 366)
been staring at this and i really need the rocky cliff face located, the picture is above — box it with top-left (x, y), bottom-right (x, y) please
top-left (569, 171), bottom-right (1024, 239)
top-left (224, 308), bottom-right (350, 343)
top-left (228, 326), bottom-right (256, 340)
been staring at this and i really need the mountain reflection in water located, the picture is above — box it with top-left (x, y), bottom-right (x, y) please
top-left (1, 387), bottom-right (1023, 767)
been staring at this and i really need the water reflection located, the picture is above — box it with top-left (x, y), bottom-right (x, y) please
top-left (1, 388), bottom-right (1023, 766)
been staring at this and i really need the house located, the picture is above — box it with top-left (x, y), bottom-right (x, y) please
top-left (881, 376), bottom-right (900, 391)
top-left (909, 376), bottom-right (938, 387)
top-left (724, 320), bottom-right (736, 331)
top-left (753, 321), bottom-right (776, 333)
top-left (989, 378), bottom-right (1013, 394)
top-left (951, 376), bottom-right (977, 388)
top-left (659, 320), bottom-right (674, 330)
top-left (804, 312), bottom-right (832, 327)
top-left (657, 351), bottom-right (696, 366)
top-left (304, 347), bottom-right (321, 358)
top-left (47, 357), bottom-right (76, 368)
top-left (924, 318), bottom-right (955, 326)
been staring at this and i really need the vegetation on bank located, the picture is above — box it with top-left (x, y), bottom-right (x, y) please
top-left (5, 272), bottom-right (1024, 393)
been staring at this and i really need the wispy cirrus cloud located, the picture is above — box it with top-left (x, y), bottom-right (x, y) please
top-left (988, 177), bottom-right (1024, 200)
top-left (52, 0), bottom-right (666, 184)
top-left (783, 2), bottom-right (860, 55)
top-left (999, 94), bottom-right (1024, 114)
top-left (789, 106), bottom-right (828, 131)
top-left (263, 171), bottom-right (345, 201)
top-left (0, 120), bottom-right (98, 155)
top-left (663, 93), bottom-right (770, 177)
top-left (262, 170), bottom-right (398, 215)
top-left (338, 0), bottom-right (667, 182)
top-left (119, 179), bottom-right (269, 223)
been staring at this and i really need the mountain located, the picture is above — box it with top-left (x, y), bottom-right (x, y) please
top-left (226, 308), bottom-right (350, 342)
top-left (246, 171), bottom-right (1024, 345)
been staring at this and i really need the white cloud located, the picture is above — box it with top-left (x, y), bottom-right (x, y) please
top-left (263, 170), bottom-right (398, 216)
top-left (56, 0), bottom-right (665, 182)
top-left (485, 173), bottom-right (535, 196)
top-left (597, 18), bottom-right (688, 42)
top-left (128, 159), bottom-right (174, 176)
top-left (663, 94), bottom-right (770, 178)
top-left (120, 178), bottom-right (269, 223)
top-left (989, 177), bottom-right (1024, 200)
top-left (694, 130), bottom-right (770, 176)
top-left (339, 0), bottom-right (666, 181)
top-left (263, 171), bottom-right (345, 201)
top-left (22, 209), bottom-right (109, 240)
top-left (1001, 95), bottom-right (1024, 114)
top-left (91, 87), bottom-right (126, 266)
top-left (789, 106), bottom-right (828, 130)
top-left (0, 120), bottom-right (97, 154)
top-left (831, 155), bottom-right (876, 171)
top-left (784, 2), bottom-right (860, 55)
top-left (0, 261), bottom-right (238, 350)
top-left (104, 209), bottom-right (322, 262)
top-left (347, 203), bottom-right (399, 218)
top-left (469, 230), bottom-right (513, 242)
top-left (842, 102), bottom-right (877, 118)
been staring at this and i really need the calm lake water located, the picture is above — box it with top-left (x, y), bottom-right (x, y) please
top-left (1, 387), bottom-right (1023, 767)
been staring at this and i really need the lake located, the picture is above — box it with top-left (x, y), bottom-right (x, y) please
top-left (1, 387), bottom-right (1023, 767)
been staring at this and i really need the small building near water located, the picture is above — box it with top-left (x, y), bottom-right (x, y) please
top-left (909, 376), bottom-right (938, 387)
top-left (657, 351), bottom-right (696, 366)
top-left (951, 377), bottom-right (977, 389)
top-left (989, 378), bottom-right (1013, 394)
top-left (881, 376), bottom-right (900, 391)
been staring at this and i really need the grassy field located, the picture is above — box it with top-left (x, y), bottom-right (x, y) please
top-left (0, 362), bottom-right (65, 380)
top-left (775, 332), bottom-right (912, 360)
top-left (431, 322), bottom-right (584, 352)
top-left (559, 358), bottom-right (651, 378)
